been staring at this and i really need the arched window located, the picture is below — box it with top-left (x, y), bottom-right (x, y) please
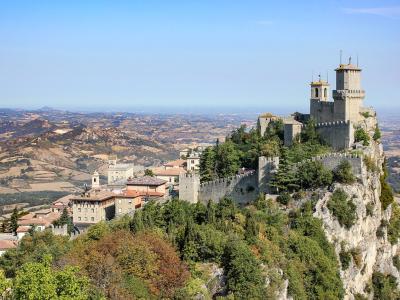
top-left (324, 88), bottom-right (327, 98)
top-left (315, 88), bottom-right (319, 98)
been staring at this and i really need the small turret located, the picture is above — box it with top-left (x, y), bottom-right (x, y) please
top-left (92, 170), bottom-right (100, 189)
top-left (310, 74), bottom-right (330, 102)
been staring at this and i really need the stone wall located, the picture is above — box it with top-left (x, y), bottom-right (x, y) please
top-left (198, 171), bottom-right (258, 204)
top-left (293, 152), bottom-right (364, 177)
top-left (310, 100), bottom-right (334, 123)
top-left (179, 173), bottom-right (200, 203)
top-left (315, 120), bottom-right (354, 150)
top-left (258, 156), bottom-right (279, 194)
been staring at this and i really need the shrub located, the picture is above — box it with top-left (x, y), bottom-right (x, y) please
top-left (372, 272), bottom-right (400, 300)
top-left (366, 202), bottom-right (374, 217)
top-left (350, 248), bottom-right (362, 268)
top-left (387, 203), bottom-right (400, 245)
top-left (363, 156), bottom-right (378, 173)
top-left (361, 111), bottom-right (371, 118)
top-left (380, 175), bottom-right (394, 210)
top-left (373, 126), bottom-right (381, 141)
top-left (339, 249), bottom-right (351, 270)
top-left (354, 128), bottom-right (370, 146)
top-left (297, 161), bottom-right (333, 189)
top-left (327, 189), bottom-right (357, 229)
top-left (333, 160), bottom-right (355, 184)
top-left (392, 255), bottom-right (400, 271)
top-left (277, 193), bottom-right (292, 205)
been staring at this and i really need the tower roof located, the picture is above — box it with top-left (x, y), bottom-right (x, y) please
top-left (310, 80), bottom-right (329, 86)
top-left (335, 63), bottom-right (361, 71)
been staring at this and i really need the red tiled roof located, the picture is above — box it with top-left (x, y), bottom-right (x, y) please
top-left (153, 167), bottom-right (186, 176)
top-left (16, 226), bottom-right (31, 233)
top-left (0, 240), bottom-right (17, 250)
top-left (127, 176), bottom-right (166, 186)
top-left (70, 191), bottom-right (116, 202)
top-left (164, 159), bottom-right (186, 167)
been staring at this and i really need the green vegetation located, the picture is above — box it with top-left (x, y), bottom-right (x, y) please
top-left (327, 189), bottom-right (357, 229)
top-left (334, 160), bottom-right (356, 184)
top-left (366, 202), bottom-right (374, 217)
top-left (144, 168), bottom-right (155, 176)
top-left (380, 161), bottom-right (394, 210)
top-left (361, 111), bottom-right (371, 118)
top-left (354, 127), bottom-right (370, 146)
top-left (364, 156), bottom-right (378, 173)
top-left (339, 249), bottom-right (351, 270)
top-left (53, 208), bottom-right (74, 234)
top-left (373, 126), bottom-right (382, 141)
top-left (387, 203), bottom-right (400, 245)
top-left (392, 255), bottom-right (400, 272)
top-left (0, 198), bottom-right (344, 299)
top-left (10, 208), bottom-right (19, 235)
top-left (372, 272), bottom-right (400, 300)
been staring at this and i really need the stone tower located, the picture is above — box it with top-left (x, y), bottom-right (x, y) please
top-left (92, 171), bottom-right (100, 189)
top-left (333, 58), bottom-right (365, 122)
top-left (309, 76), bottom-right (333, 123)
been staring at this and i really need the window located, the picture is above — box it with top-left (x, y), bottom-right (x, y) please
top-left (91, 208), bottom-right (94, 213)
top-left (78, 217), bottom-right (81, 221)
top-left (119, 208), bottom-right (122, 213)
top-left (78, 208), bottom-right (81, 212)
top-left (128, 199), bottom-right (132, 204)
top-left (93, 178), bottom-right (96, 182)
top-left (91, 217), bottom-right (94, 221)
top-left (324, 88), bottom-right (327, 98)
top-left (119, 199), bottom-right (121, 204)
top-left (84, 217), bottom-right (88, 221)
top-left (315, 87), bottom-right (319, 98)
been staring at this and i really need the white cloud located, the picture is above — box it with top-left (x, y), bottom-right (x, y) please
top-left (343, 6), bottom-right (400, 18)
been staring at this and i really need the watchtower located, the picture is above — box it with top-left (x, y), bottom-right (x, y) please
top-left (310, 75), bottom-right (334, 123)
top-left (333, 57), bottom-right (365, 122)
top-left (92, 171), bottom-right (100, 189)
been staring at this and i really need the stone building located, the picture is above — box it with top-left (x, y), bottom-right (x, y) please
top-left (126, 176), bottom-right (167, 200)
top-left (282, 58), bottom-right (369, 150)
top-left (71, 191), bottom-right (116, 226)
top-left (114, 191), bottom-right (143, 217)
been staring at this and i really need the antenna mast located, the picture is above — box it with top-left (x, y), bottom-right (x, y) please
top-left (340, 50), bottom-right (342, 65)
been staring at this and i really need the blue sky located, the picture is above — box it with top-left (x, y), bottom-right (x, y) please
top-left (0, 0), bottom-right (399, 113)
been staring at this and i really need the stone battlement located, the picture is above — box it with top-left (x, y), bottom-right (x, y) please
top-left (199, 171), bottom-right (255, 188)
top-left (315, 120), bottom-right (351, 127)
top-left (293, 152), bottom-right (364, 177)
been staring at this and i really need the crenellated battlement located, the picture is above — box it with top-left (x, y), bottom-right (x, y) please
top-left (315, 120), bottom-right (351, 128)
top-left (199, 171), bottom-right (255, 188)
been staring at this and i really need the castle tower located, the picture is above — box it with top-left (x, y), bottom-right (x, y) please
top-left (311, 75), bottom-right (330, 102)
top-left (310, 75), bottom-right (333, 122)
top-left (333, 58), bottom-right (365, 122)
top-left (92, 171), bottom-right (100, 189)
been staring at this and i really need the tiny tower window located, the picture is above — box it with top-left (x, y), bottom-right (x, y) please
top-left (324, 88), bottom-right (327, 98)
top-left (315, 88), bottom-right (319, 98)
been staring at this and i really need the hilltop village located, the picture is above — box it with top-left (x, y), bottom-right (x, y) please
top-left (0, 59), bottom-right (380, 240)
top-left (1, 60), bottom-right (399, 299)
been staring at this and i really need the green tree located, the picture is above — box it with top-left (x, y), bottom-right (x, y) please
top-left (199, 147), bottom-right (216, 182)
top-left (10, 208), bottom-right (19, 235)
top-left (333, 160), bottom-right (355, 184)
top-left (297, 160), bottom-right (333, 189)
top-left (144, 169), bottom-right (154, 176)
top-left (55, 266), bottom-right (89, 299)
top-left (327, 189), bottom-right (357, 229)
top-left (222, 239), bottom-right (265, 299)
top-left (214, 140), bottom-right (240, 178)
top-left (354, 128), bottom-right (370, 146)
top-left (206, 200), bottom-right (216, 224)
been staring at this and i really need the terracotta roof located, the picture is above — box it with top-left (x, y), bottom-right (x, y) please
top-left (116, 190), bottom-right (142, 198)
top-left (71, 191), bottom-right (116, 202)
top-left (0, 240), bottom-right (17, 250)
top-left (153, 167), bottom-right (186, 176)
top-left (16, 226), bottom-right (31, 233)
top-left (164, 159), bottom-right (186, 167)
top-left (19, 218), bottom-right (50, 226)
top-left (19, 213), bottom-right (35, 220)
top-left (126, 176), bottom-right (166, 186)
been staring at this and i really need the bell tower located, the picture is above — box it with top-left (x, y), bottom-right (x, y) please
top-left (310, 75), bottom-right (332, 122)
top-left (333, 57), bottom-right (365, 122)
top-left (92, 170), bottom-right (100, 189)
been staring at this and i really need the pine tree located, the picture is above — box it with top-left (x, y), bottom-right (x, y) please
top-left (270, 147), bottom-right (299, 193)
top-left (10, 208), bottom-right (19, 235)
top-left (199, 147), bottom-right (216, 182)
top-left (206, 200), bottom-right (216, 224)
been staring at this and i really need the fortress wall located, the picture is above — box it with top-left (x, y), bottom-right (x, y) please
top-left (179, 173), bottom-right (200, 204)
top-left (258, 156), bottom-right (279, 194)
top-left (310, 100), bottom-right (334, 123)
top-left (294, 152), bottom-right (364, 177)
top-left (198, 172), bottom-right (258, 205)
top-left (316, 120), bottom-right (354, 150)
